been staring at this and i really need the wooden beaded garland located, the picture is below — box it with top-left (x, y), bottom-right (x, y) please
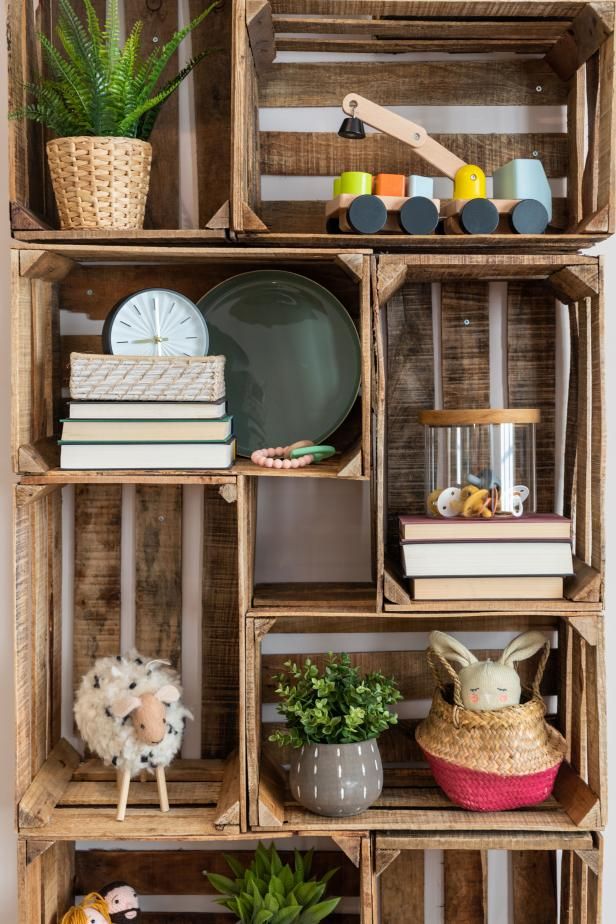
top-left (251, 440), bottom-right (335, 469)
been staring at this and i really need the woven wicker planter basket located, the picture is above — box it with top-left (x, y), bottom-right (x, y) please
top-left (416, 644), bottom-right (566, 812)
top-left (70, 353), bottom-right (226, 402)
top-left (47, 136), bottom-right (152, 230)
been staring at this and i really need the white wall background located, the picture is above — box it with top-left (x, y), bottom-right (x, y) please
top-left (0, 1), bottom-right (614, 920)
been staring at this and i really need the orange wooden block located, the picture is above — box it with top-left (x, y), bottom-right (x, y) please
top-left (374, 173), bottom-right (406, 196)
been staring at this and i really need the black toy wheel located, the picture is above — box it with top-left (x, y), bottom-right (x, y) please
top-left (459, 198), bottom-right (500, 234)
top-left (347, 194), bottom-right (388, 234)
top-left (510, 199), bottom-right (549, 234)
top-left (399, 196), bottom-right (439, 235)
top-left (326, 215), bottom-right (341, 234)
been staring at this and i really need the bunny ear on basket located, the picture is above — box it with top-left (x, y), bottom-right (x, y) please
top-left (428, 630), bottom-right (478, 668)
top-left (500, 631), bottom-right (549, 666)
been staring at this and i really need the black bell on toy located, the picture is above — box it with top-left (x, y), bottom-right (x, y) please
top-left (338, 99), bottom-right (365, 139)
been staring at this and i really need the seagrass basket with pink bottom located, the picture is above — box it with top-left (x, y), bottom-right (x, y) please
top-left (416, 644), bottom-right (566, 812)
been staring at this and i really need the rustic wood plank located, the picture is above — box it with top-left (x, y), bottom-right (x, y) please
top-left (48, 489), bottom-right (63, 744)
top-left (231, 0), bottom-right (250, 231)
top-left (191, 0), bottom-right (232, 227)
top-left (584, 624), bottom-right (607, 824)
top-left (74, 846), bottom-right (359, 894)
top-left (73, 486), bottom-right (122, 698)
top-left (19, 739), bottom-right (81, 829)
top-left (386, 281), bottom-right (434, 555)
top-left (590, 285), bottom-right (605, 578)
top-left (260, 132), bottom-right (568, 177)
top-left (441, 281), bottom-right (490, 408)
top-left (507, 282), bottom-right (556, 513)
top-left (259, 61), bottom-right (567, 107)
top-left (273, 15), bottom-right (569, 40)
top-left (124, 1), bottom-right (180, 228)
top-left (202, 486), bottom-right (239, 759)
top-left (567, 67), bottom-right (585, 229)
top-left (380, 849), bottom-right (424, 923)
top-left (443, 851), bottom-right (486, 923)
top-left (247, 0), bottom-right (276, 71)
top-left (268, 0), bottom-right (583, 16)
top-left (512, 851), bottom-right (557, 923)
top-left (15, 493), bottom-right (34, 803)
top-left (576, 298), bottom-right (592, 562)
top-left (582, 52), bottom-right (601, 221)
top-left (597, 33), bottom-right (616, 230)
top-left (30, 496), bottom-right (50, 777)
top-left (546, 3), bottom-right (613, 79)
top-left (135, 486), bottom-right (182, 665)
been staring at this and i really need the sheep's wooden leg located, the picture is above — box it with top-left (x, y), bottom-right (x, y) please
top-left (156, 765), bottom-right (169, 813)
top-left (116, 768), bottom-right (131, 822)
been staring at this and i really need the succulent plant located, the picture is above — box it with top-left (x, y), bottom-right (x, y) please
top-left (204, 842), bottom-right (340, 924)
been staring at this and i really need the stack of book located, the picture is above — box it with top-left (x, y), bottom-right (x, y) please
top-left (399, 514), bottom-right (574, 600)
top-left (59, 398), bottom-right (236, 470)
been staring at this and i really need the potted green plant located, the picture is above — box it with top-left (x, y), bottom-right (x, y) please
top-left (9, 0), bottom-right (215, 230)
top-left (270, 653), bottom-right (402, 817)
top-left (204, 842), bottom-right (340, 923)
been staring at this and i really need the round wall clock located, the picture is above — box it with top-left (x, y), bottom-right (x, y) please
top-left (102, 288), bottom-right (209, 356)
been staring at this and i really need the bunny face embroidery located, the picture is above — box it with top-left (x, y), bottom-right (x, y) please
top-left (429, 630), bottom-right (548, 712)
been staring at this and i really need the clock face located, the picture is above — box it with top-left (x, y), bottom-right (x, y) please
top-left (103, 288), bottom-right (209, 356)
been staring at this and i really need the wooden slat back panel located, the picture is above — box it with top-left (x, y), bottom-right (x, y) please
top-left (259, 61), bottom-right (567, 107)
top-left (441, 281), bottom-right (490, 407)
top-left (443, 850), bottom-right (487, 923)
top-left (14, 487), bottom-right (63, 801)
top-left (74, 847), bottom-right (360, 895)
top-left (511, 850), bottom-right (558, 923)
top-left (380, 850), bottom-right (424, 923)
top-left (202, 486), bottom-right (240, 759)
top-left (506, 281), bottom-right (556, 513)
top-left (575, 298), bottom-right (592, 561)
top-left (190, 0), bottom-right (233, 226)
top-left (385, 283), bottom-right (434, 554)
top-left (590, 288), bottom-right (605, 576)
top-left (135, 485), bottom-right (183, 666)
top-left (563, 302), bottom-right (579, 520)
top-left (124, 1), bottom-right (180, 230)
top-left (73, 485), bottom-right (123, 699)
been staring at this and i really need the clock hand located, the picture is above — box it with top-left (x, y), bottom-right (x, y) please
top-left (131, 337), bottom-right (170, 344)
top-left (154, 296), bottom-right (162, 356)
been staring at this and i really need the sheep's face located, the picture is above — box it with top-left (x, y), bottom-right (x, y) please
top-left (111, 683), bottom-right (181, 743)
top-left (132, 692), bottom-right (166, 744)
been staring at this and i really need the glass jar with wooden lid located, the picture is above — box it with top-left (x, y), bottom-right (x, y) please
top-left (420, 409), bottom-right (539, 519)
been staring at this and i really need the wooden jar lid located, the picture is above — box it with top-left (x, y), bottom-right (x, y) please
top-left (418, 408), bottom-right (541, 426)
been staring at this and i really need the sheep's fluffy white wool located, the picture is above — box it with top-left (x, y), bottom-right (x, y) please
top-left (74, 649), bottom-right (192, 777)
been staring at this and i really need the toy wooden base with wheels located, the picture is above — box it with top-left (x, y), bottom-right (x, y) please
top-left (330, 93), bottom-right (552, 236)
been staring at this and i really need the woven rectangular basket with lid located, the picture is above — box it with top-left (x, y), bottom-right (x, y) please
top-left (415, 643), bottom-right (565, 812)
top-left (69, 353), bottom-right (226, 402)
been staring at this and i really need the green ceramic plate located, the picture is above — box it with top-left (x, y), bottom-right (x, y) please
top-left (198, 271), bottom-right (361, 457)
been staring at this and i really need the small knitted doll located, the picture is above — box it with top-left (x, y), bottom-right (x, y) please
top-left (61, 894), bottom-right (111, 924)
top-left (100, 882), bottom-right (140, 923)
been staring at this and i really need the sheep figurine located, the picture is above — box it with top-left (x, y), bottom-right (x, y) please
top-left (74, 649), bottom-right (192, 821)
top-left (429, 630), bottom-right (548, 712)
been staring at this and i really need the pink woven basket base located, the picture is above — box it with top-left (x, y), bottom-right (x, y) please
top-left (423, 748), bottom-right (562, 812)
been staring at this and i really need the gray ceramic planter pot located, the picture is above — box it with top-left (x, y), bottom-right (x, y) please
top-left (289, 739), bottom-right (383, 817)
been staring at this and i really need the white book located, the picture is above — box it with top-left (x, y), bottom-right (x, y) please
top-left (60, 439), bottom-right (236, 470)
top-left (68, 400), bottom-right (227, 420)
top-left (401, 541), bottom-right (574, 578)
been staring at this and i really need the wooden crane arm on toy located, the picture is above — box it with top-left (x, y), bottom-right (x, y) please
top-left (341, 93), bottom-right (467, 179)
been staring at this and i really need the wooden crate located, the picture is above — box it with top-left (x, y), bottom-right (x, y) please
top-left (374, 254), bottom-right (605, 613)
top-left (245, 612), bottom-right (606, 833)
top-left (7, 0), bottom-right (231, 243)
top-left (372, 831), bottom-right (603, 923)
top-left (227, 0), bottom-right (616, 250)
top-left (19, 834), bottom-right (373, 922)
top-left (11, 244), bottom-right (372, 481)
top-left (14, 479), bottom-right (244, 840)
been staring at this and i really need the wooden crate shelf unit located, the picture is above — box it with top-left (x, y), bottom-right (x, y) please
top-left (374, 254), bottom-right (605, 613)
top-left (227, 0), bottom-right (616, 250)
top-left (11, 245), bottom-right (372, 481)
top-left (20, 835), bottom-right (373, 922)
top-left (245, 612), bottom-right (605, 833)
top-left (15, 480), bottom-right (244, 840)
top-left (372, 831), bottom-right (603, 923)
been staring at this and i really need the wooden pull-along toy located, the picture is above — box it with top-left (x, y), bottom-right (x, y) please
top-left (329, 93), bottom-right (552, 235)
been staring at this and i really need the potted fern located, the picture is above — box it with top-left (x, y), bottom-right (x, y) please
top-left (204, 842), bottom-right (340, 923)
top-left (9, 0), bottom-right (215, 230)
top-left (270, 653), bottom-right (401, 817)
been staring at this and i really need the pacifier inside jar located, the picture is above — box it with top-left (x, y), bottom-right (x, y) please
top-left (420, 409), bottom-right (539, 519)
